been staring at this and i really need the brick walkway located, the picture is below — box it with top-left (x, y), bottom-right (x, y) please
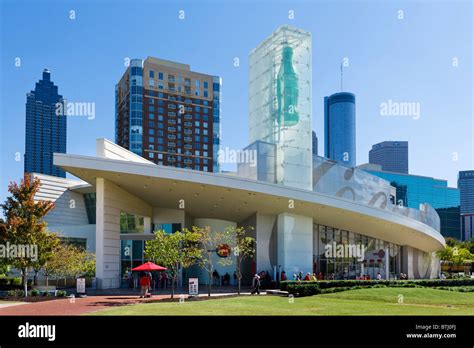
top-left (0, 289), bottom-right (262, 315)
top-left (0, 295), bottom-right (167, 316)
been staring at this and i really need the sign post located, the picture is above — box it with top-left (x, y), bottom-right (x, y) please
top-left (76, 278), bottom-right (86, 297)
top-left (189, 278), bottom-right (198, 296)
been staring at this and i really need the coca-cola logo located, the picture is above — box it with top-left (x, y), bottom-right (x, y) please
top-left (216, 244), bottom-right (231, 258)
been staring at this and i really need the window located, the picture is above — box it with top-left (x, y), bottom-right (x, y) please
top-left (195, 106), bottom-right (200, 112)
top-left (203, 166), bottom-right (208, 171)
top-left (158, 138), bottom-right (163, 144)
top-left (149, 106), bottom-right (154, 112)
top-left (203, 151), bottom-right (208, 157)
top-left (203, 122), bottom-right (208, 128)
top-left (203, 144), bottom-right (208, 150)
top-left (195, 121), bottom-right (200, 127)
top-left (149, 79), bottom-right (155, 87)
top-left (158, 153), bottom-right (163, 159)
top-left (203, 129), bottom-right (208, 135)
top-left (150, 70), bottom-right (155, 78)
top-left (158, 72), bottom-right (163, 80)
top-left (195, 135), bottom-right (200, 142)
top-left (120, 212), bottom-right (145, 234)
top-left (149, 98), bottom-right (154, 104)
top-left (149, 152), bottom-right (154, 159)
top-left (149, 137), bottom-right (154, 143)
top-left (203, 81), bottom-right (208, 89)
top-left (195, 80), bottom-right (200, 88)
top-left (149, 145), bottom-right (154, 150)
top-left (149, 129), bottom-right (154, 135)
top-left (203, 108), bottom-right (208, 114)
top-left (204, 91), bottom-right (208, 98)
top-left (195, 150), bottom-right (200, 156)
top-left (195, 128), bottom-right (200, 134)
top-left (158, 115), bottom-right (163, 121)
top-left (149, 114), bottom-right (154, 119)
top-left (158, 83), bottom-right (163, 89)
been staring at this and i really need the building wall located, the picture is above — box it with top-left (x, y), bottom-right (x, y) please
top-left (96, 178), bottom-right (152, 289)
top-left (115, 57), bottom-right (221, 173)
top-left (369, 141), bottom-right (408, 174)
top-left (366, 170), bottom-right (460, 239)
top-left (277, 213), bottom-right (313, 275)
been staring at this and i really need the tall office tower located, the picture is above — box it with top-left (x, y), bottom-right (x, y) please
top-left (312, 131), bottom-right (318, 156)
top-left (115, 57), bottom-right (221, 173)
top-left (458, 170), bottom-right (474, 240)
top-left (249, 25), bottom-right (312, 190)
top-left (369, 141), bottom-right (408, 174)
top-left (324, 92), bottom-right (356, 167)
top-left (24, 69), bottom-right (67, 177)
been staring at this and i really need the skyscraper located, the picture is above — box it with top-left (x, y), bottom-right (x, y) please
top-left (369, 141), bottom-right (408, 174)
top-left (248, 25), bottom-right (312, 190)
top-left (312, 131), bottom-right (318, 156)
top-left (115, 57), bottom-right (221, 173)
top-left (458, 170), bottom-right (474, 240)
top-left (25, 69), bottom-right (66, 177)
top-left (324, 92), bottom-right (356, 167)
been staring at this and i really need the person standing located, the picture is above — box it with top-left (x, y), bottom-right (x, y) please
top-left (251, 274), bottom-right (261, 295)
top-left (139, 273), bottom-right (150, 298)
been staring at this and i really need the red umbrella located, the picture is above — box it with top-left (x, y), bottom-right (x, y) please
top-left (132, 262), bottom-right (167, 271)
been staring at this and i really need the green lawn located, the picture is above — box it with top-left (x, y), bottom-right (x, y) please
top-left (89, 287), bottom-right (474, 316)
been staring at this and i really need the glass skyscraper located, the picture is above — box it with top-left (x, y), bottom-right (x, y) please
top-left (24, 69), bottom-right (66, 177)
top-left (369, 141), bottom-right (408, 174)
top-left (312, 131), bottom-right (318, 156)
top-left (249, 25), bottom-right (312, 190)
top-left (365, 169), bottom-right (461, 239)
top-left (324, 92), bottom-right (356, 167)
top-left (458, 170), bottom-right (474, 240)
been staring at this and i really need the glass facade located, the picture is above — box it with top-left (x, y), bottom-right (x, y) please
top-left (314, 155), bottom-right (441, 232)
top-left (366, 170), bottom-right (460, 239)
top-left (324, 92), bottom-right (356, 167)
top-left (249, 25), bottom-right (312, 190)
top-left (25, 69), bottom-right (66, 177)
top-left (314, 223), bottom-right (401, 280)
top-left (458, 170), bottom-right (474, 241)
top-left (129, 59), bottom-right (144, 156)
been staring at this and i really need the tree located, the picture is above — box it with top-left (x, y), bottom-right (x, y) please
top-left (43, 243), bottom-right (94, 287)
top-left (437, 245), bottom-right (474, 268)
top-left (226, 226), bottom-right (255, 295)
top-left (0, 174), bottom-right (55, 297)
top-left (145, 229), bottom-right (201, 298)
top-left (195, 226), bottom-right (233, 296)
top-left (31, 230), bottom-right (61, 286)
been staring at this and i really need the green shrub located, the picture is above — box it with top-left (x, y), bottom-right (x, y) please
top-left (42, 291), bottom-right (52, 297)
top-left (30, 289), bottom-right (40, 297)
top-left (56, 290), bottom-right (67, 297)
top-left (7, 289), bottom-right (25, 297)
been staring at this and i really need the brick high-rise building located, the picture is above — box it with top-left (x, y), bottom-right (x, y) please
top-left (115, 57), bottom-right (221, 172)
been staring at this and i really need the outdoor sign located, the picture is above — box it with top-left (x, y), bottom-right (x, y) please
top-left (189, 278), bottom-right (198, 296)
top-left (76, 278), bottom-right (86, 294)
top-left (216, 244), bottom-right (231, 258)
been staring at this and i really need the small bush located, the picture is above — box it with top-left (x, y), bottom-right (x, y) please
top-left (56, 290), bottom-right (67, 297)
top-left (30, 289), bottom-right (40, 297)
top-left (42, 291), bottom-right (52, 297)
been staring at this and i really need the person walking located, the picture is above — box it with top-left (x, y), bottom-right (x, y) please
top-left (250, 274), bottom-right (261, 295)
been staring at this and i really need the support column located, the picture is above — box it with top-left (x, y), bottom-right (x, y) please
top-left (277, 213), bottom-right (313, 275)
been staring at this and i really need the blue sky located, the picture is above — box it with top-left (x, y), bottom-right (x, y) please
top-left (0, 0), bottom-right (472, 203)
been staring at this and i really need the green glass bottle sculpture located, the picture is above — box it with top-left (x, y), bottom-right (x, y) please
top-left (276, 45), bottom-right (299, 127)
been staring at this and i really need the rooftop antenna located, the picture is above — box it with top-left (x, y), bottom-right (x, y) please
top-left (340, 62), bottom-right (343, 91)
